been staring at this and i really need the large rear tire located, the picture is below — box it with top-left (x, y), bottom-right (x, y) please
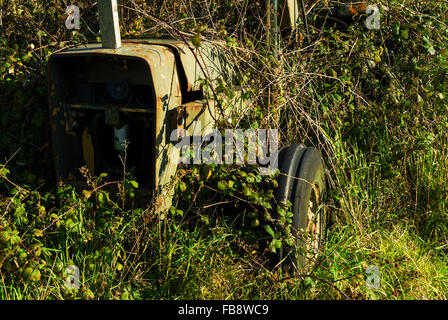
top-left (276, 145), bottom-right (326, 271)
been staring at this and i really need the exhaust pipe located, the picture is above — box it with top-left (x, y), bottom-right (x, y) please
top-left (98, 0), bottom-right (122, 49)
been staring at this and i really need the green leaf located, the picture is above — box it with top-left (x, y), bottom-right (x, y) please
top-left (264, 225), bottom-right (275, 237)
top-left (304, 277), bottom-right (315, 290)
top-left (217, 180), bottom-right (228, 191)
top-left (262, 201), bottom-right (272, 210)
top-left (98, 192), bottom-right (105, 204)
top-left (192, 33), bottom-right (201, 48)
top-left (201, 215), bottom-right (210, 225)
top-left (14, 204), bottom-right (26, 218)
top-left (246, 176), bottom-right (255, 184)
top-left (239, 170), bottom-right (248, 178)
top-left (65, 219), bottom-right (76, 230)
top-left (274, 239), bottom-right (282, 249)
top-left (250, 219), bottom-right (260, 228)
top-left (269, 240), bottom-right (276, 253)
top-left (243, 186), bottom-right (252, 197)
top-left (247, 212), bottom-right (257, 219)
top-left (400, 28), bottom-right (409, 40)
top-left (277, 207), bottom-right (286, 217)
top-left (0, 166), bottom-right (10, 177)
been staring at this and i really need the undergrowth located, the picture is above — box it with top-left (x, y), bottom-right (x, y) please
top-left (1, 0), bottom-right (448, 299)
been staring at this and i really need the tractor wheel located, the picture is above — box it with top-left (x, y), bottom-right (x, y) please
top-left (275, 144), bottom-right (326, 271)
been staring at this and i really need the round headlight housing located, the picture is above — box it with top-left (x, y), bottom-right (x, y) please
top-left (107, 79), bottom-right (129, 100)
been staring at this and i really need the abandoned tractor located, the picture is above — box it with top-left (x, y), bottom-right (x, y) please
top-left (47, 0), bottom-right (326, 269)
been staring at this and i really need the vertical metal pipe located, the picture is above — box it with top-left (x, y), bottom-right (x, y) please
top-left (272, 0), bottom-right (279, 56)
top-left (299, 0), bottom-right (310, 42)
top-left (98, 0), bottom-right (122, 49)
top-left (0, 8), bottom-right (3, 36)
top-left (266, 0), bottom-right (279, 55)
top-left (266, 0), bottom-right (271, 50)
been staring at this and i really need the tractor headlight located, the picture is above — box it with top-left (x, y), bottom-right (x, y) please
top-left (107, 79), bottom-right (129, 100)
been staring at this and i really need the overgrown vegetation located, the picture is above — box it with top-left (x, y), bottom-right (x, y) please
top-left (1, 0), bottom-right (448, 299)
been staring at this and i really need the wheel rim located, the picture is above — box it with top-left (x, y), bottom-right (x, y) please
top-left (305, 183), bottom-right (322, 263)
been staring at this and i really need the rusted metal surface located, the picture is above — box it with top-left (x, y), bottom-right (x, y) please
top-left (81, 127), bottom-right (95, 173)
top-left (48, 40), bottom-right (247, 211)
top-left (49, 42), bottom-right (181, 192)
top-left (52, 29), bottom-right (235, 95)
top-left (69, 103), bottom-right (154, 114)
top-left (126, 39), bottom-right (237, 94)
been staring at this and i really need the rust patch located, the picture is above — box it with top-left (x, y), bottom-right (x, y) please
top-left (52, 107), bottom-right (61, 116)
top-left (82, 127), bottom-right (95, 174)
top-left (350, 4), bottom-right (367, 16)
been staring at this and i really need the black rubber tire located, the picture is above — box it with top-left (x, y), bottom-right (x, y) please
top-left (275, 145), bottom-right (326, 270)
top-left (275, 143), bottom-right (307, 205)
top-left (291, 147), bottom-right (326, 270)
